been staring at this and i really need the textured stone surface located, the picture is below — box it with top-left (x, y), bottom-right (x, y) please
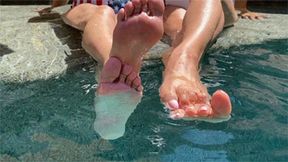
top-left (0, 5), bottom-right (287, 83)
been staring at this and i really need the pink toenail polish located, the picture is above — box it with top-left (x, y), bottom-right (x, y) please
top-left (169, 109), bottom-right (185, 119)
top-left (199, 105), bottom-right (211, 115)
top-left (200, 105), bottom-right (209, 111)
top-left (167, 100), bottom-right (179, 110)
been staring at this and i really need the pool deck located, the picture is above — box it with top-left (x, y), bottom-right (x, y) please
top-left (0, 5), bottom-right (287, 83)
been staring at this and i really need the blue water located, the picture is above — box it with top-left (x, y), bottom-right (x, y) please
top-left (0, 39), bottom-right (287, 161)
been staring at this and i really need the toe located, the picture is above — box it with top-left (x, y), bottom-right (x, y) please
top-left (169, 109), bottom-right (185, 119)
top-left (132, 76), bottom-right (141, 89)
top-left (159, 83), bottom-right (179, 110)
top-left (167, 99), bottom-right (179, 110)
top-left (131, 0), bottom-right (141, 14)
top-left (184, 105), bottom-right (198, 117)
top-left (148, 0), bottom-right (165, 16)
top-left (117, 8), bottom-right (125, 21)
top-left (122, 64), bottom-right (133, 76)
top-left (124, 1), bottom-right (134, 18)
top-left (136, 85), bottom-right (143, 92)
top-left (100, 57), bottom-right (122, 83)
top-left (197, 104), bottom-right (212, 117)
top-left (176, 86), bottom-right (197, 107)
top-left (211, 90), bottom-right (232, 117)
top-left (126, 71), bottom-right (137, 86)
top-left (119, 64), bottom-right (132, 83)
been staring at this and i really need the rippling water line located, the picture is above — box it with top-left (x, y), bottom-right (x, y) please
top-left (1, 39), bottom-right (287, 161)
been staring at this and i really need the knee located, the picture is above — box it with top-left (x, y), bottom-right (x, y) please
top-left (95, 6), bottom-right (115, 19)
top-left (164, 8), bottom-right (186, 40)
top-left (62, 4), bottom-right (115, 29)
top-left (82, 4), bottom-right (115, 22)
top-left (164, 19), bottom-right (183, 40)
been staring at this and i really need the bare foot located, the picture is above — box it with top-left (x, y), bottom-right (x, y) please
top-left (239, 10), bottom-right (268, 20)
top-left (94, 0), bottom-right (164, 139)
top-left (160, 56), bottom-right (232, 122)
top-left (98, 0), bottom-right (164, 95)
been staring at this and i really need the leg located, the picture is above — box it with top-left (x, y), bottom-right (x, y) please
top-left (93, 0), bottom-right (164, 139)
top-left (160, 0), bottom-right (232, 120)
top-left (62, 4), bottom-right (117, 64)
top-left (98, 0), bottom-right (165, 95)
top-left (222, 0), bottom-right (238, 27)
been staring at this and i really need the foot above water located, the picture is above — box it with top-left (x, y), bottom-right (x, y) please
top-left (95, 0), bottom-right (164, 139)
top-left (99, 0), bottom-right (164, 95)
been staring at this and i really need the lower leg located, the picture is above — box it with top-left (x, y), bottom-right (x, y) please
top-left (160, 0), bottom-right (231, 119)
top-left (221, 0), bottom-right (238, 27)
top-left (62, 4), bottom-right (117, 65)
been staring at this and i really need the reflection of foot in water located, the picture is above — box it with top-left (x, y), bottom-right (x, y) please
top-left (94, 0), bottom-right (164, 140)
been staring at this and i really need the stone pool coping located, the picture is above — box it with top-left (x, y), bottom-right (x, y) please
top-left (0, 5), bottom-right (287, 83)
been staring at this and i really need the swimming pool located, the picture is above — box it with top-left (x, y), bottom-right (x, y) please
top-left (1, 37), bottom-right (287, 161)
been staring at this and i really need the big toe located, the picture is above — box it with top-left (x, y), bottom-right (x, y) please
top-left (100, 57), bottom-right (122, 83)
top-left (211, 90), bottom-right (232, 117)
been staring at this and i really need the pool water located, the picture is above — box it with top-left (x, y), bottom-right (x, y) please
top-left (0, 39), bottom-right (287, 161)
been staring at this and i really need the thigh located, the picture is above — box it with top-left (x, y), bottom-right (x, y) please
top-left (62, 3), bottom-right (116, 31)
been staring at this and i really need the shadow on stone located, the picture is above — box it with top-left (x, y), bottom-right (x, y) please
top-left (28, 12), bottom-right (62, 23)
top-left (28, 11), bottom-right (96, 73)
top-left (0, 43), bottom-right (14, 57)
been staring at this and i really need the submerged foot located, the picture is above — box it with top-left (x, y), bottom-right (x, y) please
top-left (160, 66), bottom-right (232, 122)
top-left (94, 87), bottom-right (142, 140)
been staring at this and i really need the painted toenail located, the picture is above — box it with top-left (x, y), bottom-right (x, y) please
top-left (200, 105), bottom-right (209, 111)
top-left (170, 109), bottom-right (185, 119)
top-left (185, 106), bottom-right (197, 116)
top-left (199, 105), bottom-right (211, 115)
top-left (167, 100), bottom-right (179, 110)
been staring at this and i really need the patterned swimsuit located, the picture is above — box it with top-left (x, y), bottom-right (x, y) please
top-left (72, 0), bottom-right (192, 13)
top-left (72, 0), bottom-right (129, 13)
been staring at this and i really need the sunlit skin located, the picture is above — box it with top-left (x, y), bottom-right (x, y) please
top-left (160, 0), bottom-right (232, 119)
top-left (38, 0), bottom-right (233, 120)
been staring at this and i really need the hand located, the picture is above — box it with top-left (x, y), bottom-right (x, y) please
top-left (239, 10), bottom-right (268, 20)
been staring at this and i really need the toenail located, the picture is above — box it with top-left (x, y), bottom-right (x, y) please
top-left (185, 106), bottom-right (197, 116)
top-left (199, 105), bottom-right (211, 115)
top-left (167, 100), bottom-right (179, 110)
top-left (137, 86), bottom-right (143, 92)
top-left (170, 109), bottom-right (185, 119)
